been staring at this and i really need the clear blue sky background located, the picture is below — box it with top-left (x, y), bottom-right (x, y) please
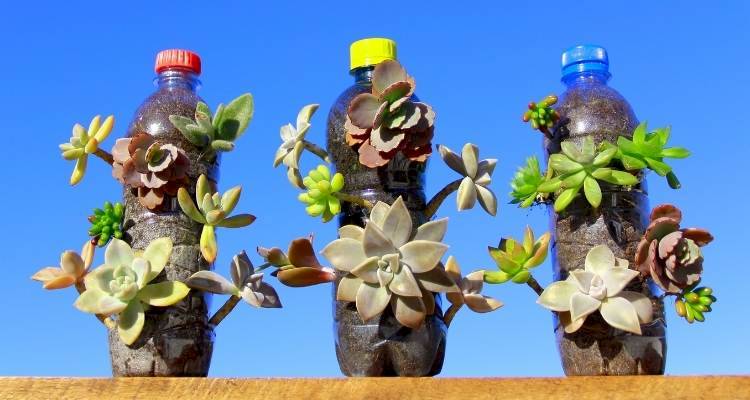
top-left (1, 1), bottom-right (748, 377)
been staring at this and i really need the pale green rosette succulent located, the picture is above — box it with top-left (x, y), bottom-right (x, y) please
top-left (178, 174), bottom-right (256, 263)
top-left (321, 197), bottom-right (460, 328)
top-left (437, 143), bottom-right (498, 216)
top-left (537, 245), bottom-right (653, 335)
top-left (59, 115), bottom-right (114, 185)
top-left (74, 238), bottom-right (190, 345)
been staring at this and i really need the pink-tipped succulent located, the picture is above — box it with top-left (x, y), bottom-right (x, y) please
top-left (345, 60), bottom-right (435, 168)
top-left (32, 240), bottom-right (96, 290)
top-left (112, 132), bottom-right (190, 210)
top-left (258, 236), bottom-right (336, 287)
top-left (635, 204), bottom-right (714, 294)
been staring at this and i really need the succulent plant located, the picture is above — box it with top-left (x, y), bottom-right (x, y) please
top-left (177, 174), bottom-right (256, 263)
top-left (298, 165), bottom-right (344, 223)
top-left (675, 286), bottom-right (716, 323)
top-left (32, 241), bottom-right (95, 290)
top-left (522, 95), bottom-right (559, 134)
top-left (510, 156), bottom-right (550, 208)
top-left (437, 143), bottom-right (498, 216)
top-left (444, 256), bottom-right (503, 314)
top-left (483, 226), bottom-right (550, 285)
top-left (345, 60), bottom-right (435, 168)
top-left (543, 137), bottom-right (639, 212)
top-left (257, 236), bottom-right (336, 287)
top-left (321, 197), bottom-right (459, 328)
top-left (274, 104), bottom-right (331, 188)
top-left (88, 201), bottom-right (124, 247)
top-left (60, 115), bottom-right (114, 185)
top-left (537, 245), bottom-right (654, 335)
top-left (634, 204), bottom-right (713, 294)
top-left (605, 122), bottom-right (690, 189)
top-left (111, 132), bottom-right (190, 211)
top-left (74, 238), bottom-right (190, 345)
top-left (186, 251), bottom-right (281, 309)
top-left (169, 94), bottom-right (254, 161)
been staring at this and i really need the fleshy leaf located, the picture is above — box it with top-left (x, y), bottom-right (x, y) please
top-left (117, 301), bottom-right (145, 345)
top-left (138, 281), bottom-right (191, 306)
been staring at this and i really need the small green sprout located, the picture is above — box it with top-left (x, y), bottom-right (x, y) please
top-left (169, 94), bottom-right (254, 161)
top-left (675, 286), bottom-right (716, 323)
top-left (298, 165), bottom-right (344, 223)
top-left (523, 95), bottom-right (559, 136)
top-left (89, 201), bottom-right (124, 247)
top-left (604, 122), bottom-right (690, 189)
top-left (543, 137), bottom-right (639, 212)
top-left (177, 174), bottom-right (256, 263)
top-left (484, 226), bottom-right (550, 284)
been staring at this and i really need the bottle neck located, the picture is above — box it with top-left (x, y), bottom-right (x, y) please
top-left (155, 68), bottom-right (200, 91)
top-left (351, 66), bottom-right (375, 84)
top-left (561, 70), bottom-right (611, 87)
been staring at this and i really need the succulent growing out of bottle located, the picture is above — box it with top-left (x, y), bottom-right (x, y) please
top-left (321, 197), bottom-right (459, 328)
top-left (444, 256), bottom-right (503, 326)
top-left (483, 226), bottom-right (550, 285)
top-left (257, 236), bottom-right (336, 287)
top-left (635, 204), bottom-right (713, 294)
top-left (186, 251), bottom-right (281, 312)
top-left (510, 156), bottom-right (550, 208)
top-left (537, 245), bottom-right (654, 335)
top-left (32, 241), bottom-right (95, 290)
top-left (111, 132), bottom-right (191, 210)
top-left (74, 238), bottom-right (190, 345)
top-left (274, 104), bottom-right (331, 189)
top-left (298, 165), bottom-right (345, 223)
top-left (88, 201), bottom-right (124, 247)
top-left (169, 94), bottom-right (254, 161)
top-left (675, 286), bottom-right (716, 323)
top-left (177, 174), bottom-right (256, 263)
top-left (437, 143), bottom-right (498, 216)
top-left (345, 59), bottom-right (435, 168)
top-left (60, 115), bottom-right (115, 185)
top-left (522, 95), bottom-right (559, 136)
top-left (543, 137), bottom-right (639, 212)
top-left (604, 122), bottom-right (690, 189)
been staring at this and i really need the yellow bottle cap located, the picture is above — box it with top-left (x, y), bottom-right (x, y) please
top-left (350, 38), bottom-right (397, 71)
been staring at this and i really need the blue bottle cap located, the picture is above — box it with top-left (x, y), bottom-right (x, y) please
top-left (561, 45), bottom-right (610, 78)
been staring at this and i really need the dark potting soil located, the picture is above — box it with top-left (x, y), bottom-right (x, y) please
top-left (110, 79), bottom-right (218, 377)
top-left (548, 79), bottom-right (666, 375)
top-left (326, 75), bottom-right (446, 377)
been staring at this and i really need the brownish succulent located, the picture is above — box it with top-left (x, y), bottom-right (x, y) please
top-left (112, 132), bottom-right (190, 210)
top-left (635, 204), bottom-right (714, 294)
top-left (345, 59), bottom-right (435, 168)
top-left (258, 236), bottom-right (336, 287)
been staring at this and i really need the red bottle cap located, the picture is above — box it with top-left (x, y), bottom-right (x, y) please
top-left (154, 49), bottom-right (201, 74)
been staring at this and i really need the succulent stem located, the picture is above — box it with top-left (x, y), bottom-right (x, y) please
top-left (424, 178), bottom-right (463, 219)
top-left (443, 303), bottom-right (462, 328)
top-left (209, 295), bottom-right (241, 327)
top-left (74, 281), bottom-right (115, 329)
top-left (303, 141), bottom-right (331, 163)
top-left (334, 192), bottom-right (374, 210)
top-left (254, 262), bottom-right (273, 274)
top-left (93, 149), bottom-right (114, 166)
top-left (526, 275), bottom-right (544, 296)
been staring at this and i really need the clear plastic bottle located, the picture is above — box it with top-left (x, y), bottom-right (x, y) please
top-left (326, 38), bottom-right (446, 376)
top-left (547, 45), bottom-right (666, 375)
top-left (109, 49), bottom-right (216, 376)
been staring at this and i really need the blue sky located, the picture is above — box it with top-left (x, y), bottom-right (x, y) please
top-left (1, 1), bottom-right (748, 376)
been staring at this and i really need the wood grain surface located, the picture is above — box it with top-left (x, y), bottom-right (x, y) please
top-left (0, 376), bottom-right (748, 400)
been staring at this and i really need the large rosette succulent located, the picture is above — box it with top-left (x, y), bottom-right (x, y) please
top-left (635, 204), bottom-right (714, 294)
top-left (321, 197), bottom-right (459, 328)
top-left (345, 60), bottom-right (435, 168)
top-left (112, 132), bottom-right (190, 210)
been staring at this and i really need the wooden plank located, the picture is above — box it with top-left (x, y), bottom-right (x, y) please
top-left (0, 376), bottom-right (748, 400)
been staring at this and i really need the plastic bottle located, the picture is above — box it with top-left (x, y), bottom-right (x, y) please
top-left (326, 38), bottom-right (446, 376)
top-left (109, 49), bottom-right (216, 376)
top-left (548, 45), bottom-right (666, 375)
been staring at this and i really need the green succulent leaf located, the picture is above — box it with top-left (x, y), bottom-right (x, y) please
top-left (554, 187), bottom-right (579, 212)
top-left (216, 93), bottom-right (254, 141)
top-left (583, 176), bottom-right (602, 208)
top-left (138, 281), bottom-right (190, 307)
top-left (484, 270), bottom-right (511, 284)
top-left (177, 188), bottom-right (207, 224)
